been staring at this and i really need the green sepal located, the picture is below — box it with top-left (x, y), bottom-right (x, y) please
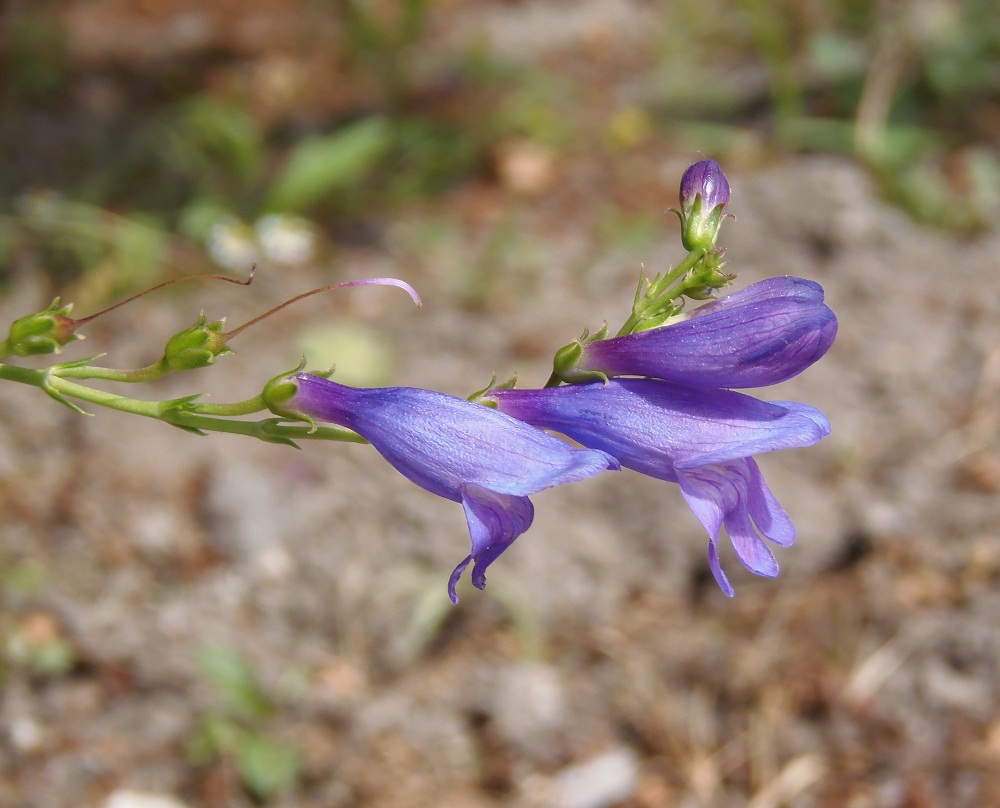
top-left (559, 367), bottom-right (610, 385)
top-left (258, 418), bottom-right (304, 448)
top-left (468, 373), bottom-right (519, 407)
top-left (50, 354), bottom-right (107, 372)
top-left (169, 423), bottom-right (209, 436)
top-left (679, 196), bottom-right (727, 252)
top-left (39, 370), bottom-right (91, 415)
top-left (547, 323), bottom-right (613, 386)
top-left (261, 357), bottom-right (318, 433)
top-left (5, 298), bottom-right (80, 357)
top-left (162, 313), bottom-right (231, 372)
top-left (551, 339), bottom-right (582, 380)
top-left (158, 394), bottom-right (205, 420)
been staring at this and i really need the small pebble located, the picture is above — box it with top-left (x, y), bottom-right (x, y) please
top-left (554, 746), bottom-right (640, 808)
top-left (104, 791), bottom-right (191, 808)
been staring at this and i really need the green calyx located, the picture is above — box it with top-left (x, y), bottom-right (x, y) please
top-left (468, 373), bottom-right (519, 407)
top-left (261, 359), bottom-right (320, 428)
top-left (545, 325), bottom-right (610, 387)
top-left (677, 196), bottom-right (727, 253)
top-left (162, 314), bottom-right (231, 372)
top-left (2, 299), bottom-right (79, 358)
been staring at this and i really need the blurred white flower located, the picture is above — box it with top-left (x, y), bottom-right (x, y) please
top-left (255, 213), bottom-right (316, 265)
top-left (206, 218), bottom-right (258, 270)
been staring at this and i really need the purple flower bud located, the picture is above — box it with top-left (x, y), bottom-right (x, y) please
top-left (490, 379), bottom-right (831, 596)
top-left (677, 159), bottom-right (731, 251)
top-left (285, 373), bottom-right (618, 602)
top-left (579, 276), bottom-right (838, 388)
top-left (680, 159), bottom-right (730, 211)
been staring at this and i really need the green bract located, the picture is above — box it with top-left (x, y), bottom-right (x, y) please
top-left (162, 314), bottom-right (230, 371)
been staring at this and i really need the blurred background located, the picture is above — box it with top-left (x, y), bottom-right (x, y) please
top-left (1, 1), bottom-right (1000, 806)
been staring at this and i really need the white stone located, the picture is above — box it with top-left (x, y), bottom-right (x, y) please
top-left (104, 791), bottom-right (191, 808)
top-left (554, 747), bottom-right (640, 808)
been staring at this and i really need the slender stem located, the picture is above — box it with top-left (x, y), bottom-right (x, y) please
top-left (616, 249), bottom-right (705, 336)
top-left (222, 278), bottom-right (422, 342)
top-left (69, 266), bottom-right (256, 329)
top-left (193, 396), bottom-right (268, 417)
top-left (0, 362), bottom-right (366, 445)
top-left (55, 360), bottom-right (171, 383)
top-left (648, 248), bottom-right (706, 298)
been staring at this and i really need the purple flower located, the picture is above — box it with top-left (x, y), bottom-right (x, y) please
top-left (490, 379), bottom-right (830, 595)
top-left (678, 159), bottom-right (731, 251)
top-left (287, 373), bottom-right (618, 602)
top-left (580, 276), bottom-right (837, 388)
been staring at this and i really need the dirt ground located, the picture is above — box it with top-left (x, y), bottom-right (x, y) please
top-left (3, 3), bottom-right (1000, 808)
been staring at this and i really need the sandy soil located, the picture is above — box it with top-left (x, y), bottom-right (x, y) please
top-left (2, 3), bottom-right (1000, 808)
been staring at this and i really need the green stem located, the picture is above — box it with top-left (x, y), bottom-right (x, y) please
top-left (0, 362), bottom-right (366, 445)
top-left (617, 249), bottom-right (705, 336)
top-left (649, 249), bottom-right (706, 298)
top-left (55, 360), bottom-right (171, 383)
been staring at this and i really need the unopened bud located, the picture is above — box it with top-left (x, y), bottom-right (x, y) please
top-left (4, 299), bottom-right (80, 356)
top-left (162, 314), bottom-right (230, 371)
top-left (677, 159), bottom-right (730, 252)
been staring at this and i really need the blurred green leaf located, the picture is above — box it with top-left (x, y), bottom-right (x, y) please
top-left (236, 733), bottom-right (301, 800)
top-left (185, 714), bottom-right (239, 765)
top-left (266, 117), bottom-right (392, 212)
top-left (178, 197), bottom-right (235, 243)
top-left (196, 645), bottom-right (273, 722)
top-left (164, 98), bottom-right (264, 183)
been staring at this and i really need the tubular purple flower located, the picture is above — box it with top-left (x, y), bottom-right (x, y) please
top-left (287, 373), bottom-right (618, 602)
top-left (580, 276), bottom-right (837, 388)
top-left (489, 379), bottom-right (831, 596)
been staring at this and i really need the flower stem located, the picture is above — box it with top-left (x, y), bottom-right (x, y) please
top-left (616, 248), bottom-right (705, 336)
top-left (54, 360), bottom-right (172, 383)
top-left (0, 362), bottom-right (366, 445)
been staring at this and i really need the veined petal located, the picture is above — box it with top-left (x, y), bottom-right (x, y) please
top-left (688, 276), bottom-right (826, 318)
top-left (292, 374), bottom-right (616, 501)
top-left (743, 458), bottom-right (795, 547)
top-left (450, 485), bottom-right (535, 603)
top-left (579, 276), bottom-right (837, 388)
top-left (678, 459), bottom-right (790, 596)
top-left (492, 379), bottom-right (828, 474)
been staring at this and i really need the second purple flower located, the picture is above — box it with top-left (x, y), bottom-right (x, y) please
top-left (489, 379), bottom-right (830, 595)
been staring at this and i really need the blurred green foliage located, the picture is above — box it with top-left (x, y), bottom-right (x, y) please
top-left (266, 116), bottom-right (393, 213)
top-left (186, 645), bottom-right (301, 801)
top-left (657, 0), bottom-right (1000, 229)
top-left (1, 0), bottom-right (999, 298)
